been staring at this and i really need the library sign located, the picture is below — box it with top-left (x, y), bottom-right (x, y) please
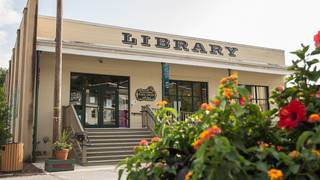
top-left (121, 32), bottom-right (239, 57)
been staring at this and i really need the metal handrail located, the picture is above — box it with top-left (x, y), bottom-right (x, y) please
top-left (141, 105), bottom-right (157, 134)
top-left (63, 105), bottom-right (88, 165)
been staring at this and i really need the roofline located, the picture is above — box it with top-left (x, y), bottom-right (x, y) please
top-left (38, 15), bottom-right (285, 53)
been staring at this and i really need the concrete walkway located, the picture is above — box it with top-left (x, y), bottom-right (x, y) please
top-left (1, 163), bottom-right (124, 180)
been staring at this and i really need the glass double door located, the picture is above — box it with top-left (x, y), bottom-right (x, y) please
top-left (84, 85), bottom-right (119, 128)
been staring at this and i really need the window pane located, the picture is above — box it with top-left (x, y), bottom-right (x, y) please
top-left (193, 82), bottom-right (201, 97)
top-left (201, 83), bottom-right (208, 103)
top-left (193, 97), bottom-right (202, 111)
top-left (169, 81), bottom-right (177, 96)
top-left (178, 81), bottom-right (192, 97)
top-left (180, 96), bottom-right (192, 112)
top-left (257, 86), bottom-right (268, 99)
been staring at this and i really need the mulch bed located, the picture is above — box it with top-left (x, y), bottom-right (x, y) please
top-left (0, 163), bottom-right (44, 178)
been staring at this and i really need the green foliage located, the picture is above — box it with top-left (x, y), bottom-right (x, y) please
top-left (0, 86), bottom-right (11, 145)
top-left (53, 130), bottom-right (72, 151)
top-left (118, 45), bottom-right (320, 179)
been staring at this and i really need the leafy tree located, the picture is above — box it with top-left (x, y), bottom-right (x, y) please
top-left (0, 67), bottom-right (11, 145)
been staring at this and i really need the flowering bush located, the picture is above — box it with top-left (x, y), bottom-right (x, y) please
top-left (118, 32), bottom-right (320, 180)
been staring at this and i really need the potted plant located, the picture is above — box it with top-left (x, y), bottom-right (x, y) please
top-left (53, 130), bottom-right (72, 160)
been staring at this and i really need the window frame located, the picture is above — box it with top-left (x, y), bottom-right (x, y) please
top-left (239, 84), bottom-right (270, 110)
top-left (168, 80), bottom-right (208, 112)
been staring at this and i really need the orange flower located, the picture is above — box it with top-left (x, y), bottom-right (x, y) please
top-left (192, 139), bottom-right (202, 150)
top-left (289, 150), bottom-right (300, 158)
top-left (193, 125), bottom-right (222, 150)
top-left (220, 77), bottom-right (228, 84)
top-left (185, 171), bottom-right (192, 180)
top-left (308, 114), bottom-right (320, 123)
top-left (268, 168), bottom-right (283, 180)
top-left (206, 105), bottom-right (214, 111)
top-left (199, 130), bottom-right (210, 140)
top-left (139, 139), bottom-right (149, 146)
top-left (157, 101), bottom-right (168, 107)
top-left (211, 99), bottom-right (221, 106)
top-left (200, 103), bottom-right (209, 110)
top-left (230, 72), bottom-right (238, 80)
top-left (151, 136), bottom-right (161, 143)
top-left (223, 88), bottom-right (233, 99)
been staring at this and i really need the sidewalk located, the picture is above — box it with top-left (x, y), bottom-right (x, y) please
top-left (1, 163), bottom-right (124, 180)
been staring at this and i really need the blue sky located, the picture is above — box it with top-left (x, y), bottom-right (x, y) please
top-left (0, 0), bottom-right (320, 67)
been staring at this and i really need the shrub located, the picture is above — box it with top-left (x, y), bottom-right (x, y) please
top-left (118, 32), bottom-right (320, 180)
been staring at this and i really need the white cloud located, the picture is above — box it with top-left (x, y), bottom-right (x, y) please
top-left (0, 0), bottom-right (20, 27)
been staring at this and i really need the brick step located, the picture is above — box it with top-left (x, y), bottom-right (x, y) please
top-left (89, 138), bottom-right (151, 144)
top-left (87, 150), bottom-right (133, 156)
top-left (87, 146), bottom-right (134, 152)
top-left (87, 154), bottom-right (131, 161)
top-left (85, 128), bottom-right (150, 132)
top-left (83, 159), bottom-right (124, 166)
top-left (88, 134), bottom-right (152, 139)
top-left (87, 131), bottom-right (152, 136)
top-left (87, 142), bottom-right (138, 147)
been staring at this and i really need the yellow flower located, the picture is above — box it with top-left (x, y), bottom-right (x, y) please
top-left (157, 100), bottom-right (168, 107)
top-left (230, 72), bottom-right (238, 80)
top-left (268, 168), bottom-right (283, 180)
top-left (288, 150), bottom-right (300, 158)
top-left (312, 150), bottom-right (320, 158)
top-left (185, 171), bottom-right (192, 180)
top-left (223, 88), bottom-right (233, 99)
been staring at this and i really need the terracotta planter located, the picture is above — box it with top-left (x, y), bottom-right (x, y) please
top-left (55, 149), bottom-right (69, 160)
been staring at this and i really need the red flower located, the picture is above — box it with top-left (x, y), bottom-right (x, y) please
top-left (278, 99), bottom-right (306, 129)
top-left (316, 90), bottom-right (320, 99)
top-left (314, 31), bottom-right (320, 48)
top-left (139, 139), bottom-right (149, 146)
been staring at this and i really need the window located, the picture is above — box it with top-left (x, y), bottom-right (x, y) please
top-left (167, 80), bottom-right (208, 113)
top-left (241, 84), bottom-right (270, 111)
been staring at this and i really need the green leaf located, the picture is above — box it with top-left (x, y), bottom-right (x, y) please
top-left (296, 131), bottom-right (315, 150)
top-left (237, 86), bottom-right (249, 98)
top-left (289, 164), bottom-right (300, 174)
top-left (256, 161), bottom-right (268, 172)
top-left (311, 48), bottom-right (320, 55)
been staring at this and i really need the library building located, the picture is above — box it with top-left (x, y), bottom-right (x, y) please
top-left (5, 1), bottom-right (287, 165)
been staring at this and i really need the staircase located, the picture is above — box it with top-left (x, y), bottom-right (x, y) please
top-left (83, 128), bottom-right (153, 166)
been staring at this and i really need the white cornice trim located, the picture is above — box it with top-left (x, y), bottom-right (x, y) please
top-left (36, 39), bottom-right (289, 75)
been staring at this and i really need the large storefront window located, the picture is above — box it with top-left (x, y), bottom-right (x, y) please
top-left (168, 80), bottom-right (208, 113)
top-left (242, 85), bottom-right (269, 111)
top-left (70, 73), bottom-right (129, 128)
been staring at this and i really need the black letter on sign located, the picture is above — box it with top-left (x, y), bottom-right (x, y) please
top-left (225, 47), bottom-right (238, 57)
top-left (209, 44), bottom-right (223, 56)
top-left (192, 43), bottom-right (207, 54)
top-left (122, 32), bottom-right (137, 45)
top-left (141, 35), bottom-right (151, 47)
top-left (155, 37), bottom-right (170, 49)
top-left (173, 40), bottom-right (189, 51)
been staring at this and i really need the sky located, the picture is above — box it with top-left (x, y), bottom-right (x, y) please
top-left (0, 0), bottom-right (319, 68)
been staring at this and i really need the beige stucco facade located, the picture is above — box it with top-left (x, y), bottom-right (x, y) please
top-left (5, 1), bottom-right (287, 160)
